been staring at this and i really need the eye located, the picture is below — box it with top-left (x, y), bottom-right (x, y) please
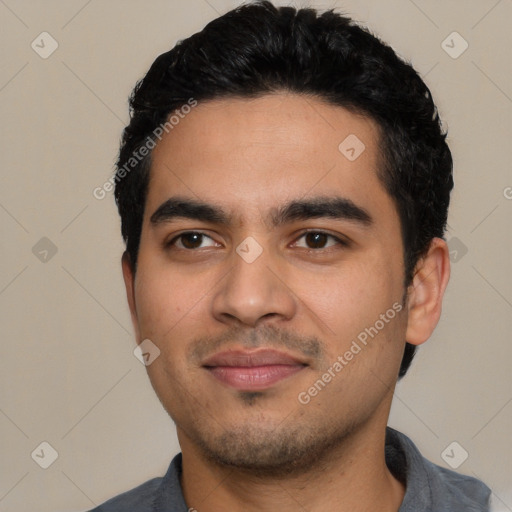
top-left (165, 230), bottom-right (348, 252)
top-left (166, 231), bottom-right (218, 250)
top-left (293, 231), bottom-right (348, 250)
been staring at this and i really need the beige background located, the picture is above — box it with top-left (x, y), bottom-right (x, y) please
top-left (1, 0), bottom-right (511, 510)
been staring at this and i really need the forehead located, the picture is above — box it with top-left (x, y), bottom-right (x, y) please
top-left (145, 93), bottom-right (393, 227)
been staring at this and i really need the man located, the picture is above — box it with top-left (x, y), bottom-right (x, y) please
top-left (92, 1), bottom-right (491, 510)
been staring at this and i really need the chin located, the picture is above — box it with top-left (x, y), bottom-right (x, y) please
top-left (187, 415), bottom-right (356, 478)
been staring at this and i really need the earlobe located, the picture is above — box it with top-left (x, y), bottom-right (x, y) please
top-left (405, 238), bottom-right (451, 346)
top-left (121, 251), bottom-right (141, 342)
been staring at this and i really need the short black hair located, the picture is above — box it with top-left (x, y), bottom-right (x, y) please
top-left (114, 0), bottom-right (453, 378)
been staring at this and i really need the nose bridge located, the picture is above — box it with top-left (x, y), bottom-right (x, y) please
top-left (211, 239), bottom-right (297, 326)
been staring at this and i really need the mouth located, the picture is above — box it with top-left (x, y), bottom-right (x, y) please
top-left (202, 349), bottom-right (308, 391)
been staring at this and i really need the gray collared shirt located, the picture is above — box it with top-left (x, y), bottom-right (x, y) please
top-left (89, 427), bottom-right (491, 511)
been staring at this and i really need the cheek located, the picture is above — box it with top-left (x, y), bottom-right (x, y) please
top-left (298, 254), bottom-right (402, 351)
top-left (133, 262), bottom-right (209, 344)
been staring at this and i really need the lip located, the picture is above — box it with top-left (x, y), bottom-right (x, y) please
top-left (203, 349), bottom-right (307, 391)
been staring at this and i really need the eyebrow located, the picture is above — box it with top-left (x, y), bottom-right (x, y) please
top-left (149, 195), bottom-right (373, 228)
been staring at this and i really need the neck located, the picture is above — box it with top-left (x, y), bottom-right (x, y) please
top-left (178, 418), bottom-right (405, 512)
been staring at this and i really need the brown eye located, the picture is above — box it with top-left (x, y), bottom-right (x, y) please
top-left (167, 232), bottom-right (217, 250)
top-left (294, 231), bottom-right (347, 250)
top-left (305, 232), bottom-right (329, 249)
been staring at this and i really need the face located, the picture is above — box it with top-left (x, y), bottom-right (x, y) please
top-left (124, 93), bottom-right (410, 474)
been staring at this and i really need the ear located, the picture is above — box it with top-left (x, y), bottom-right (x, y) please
top-left (122, 251), bottom-right (141, 343)
top-left (405, 237), bottom-right (451, 346)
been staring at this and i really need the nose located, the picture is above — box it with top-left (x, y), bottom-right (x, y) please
top-left (210, 244), bottom-right (297, 328)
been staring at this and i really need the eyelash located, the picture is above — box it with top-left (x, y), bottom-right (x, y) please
top-left (165, 230), bottom-right (349, 253)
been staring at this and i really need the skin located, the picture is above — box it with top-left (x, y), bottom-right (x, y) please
top-left (122, 93), bottom-right (450, 512)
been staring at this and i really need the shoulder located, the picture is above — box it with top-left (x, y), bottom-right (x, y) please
top-left (422, 457), bottom-right (491, 510)
top-left (85, 453), bottom-right (187, 512)
top-left (386, 427), bottom-right (492, 511)
top-left (87, 476), bottom-right (163, 512)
